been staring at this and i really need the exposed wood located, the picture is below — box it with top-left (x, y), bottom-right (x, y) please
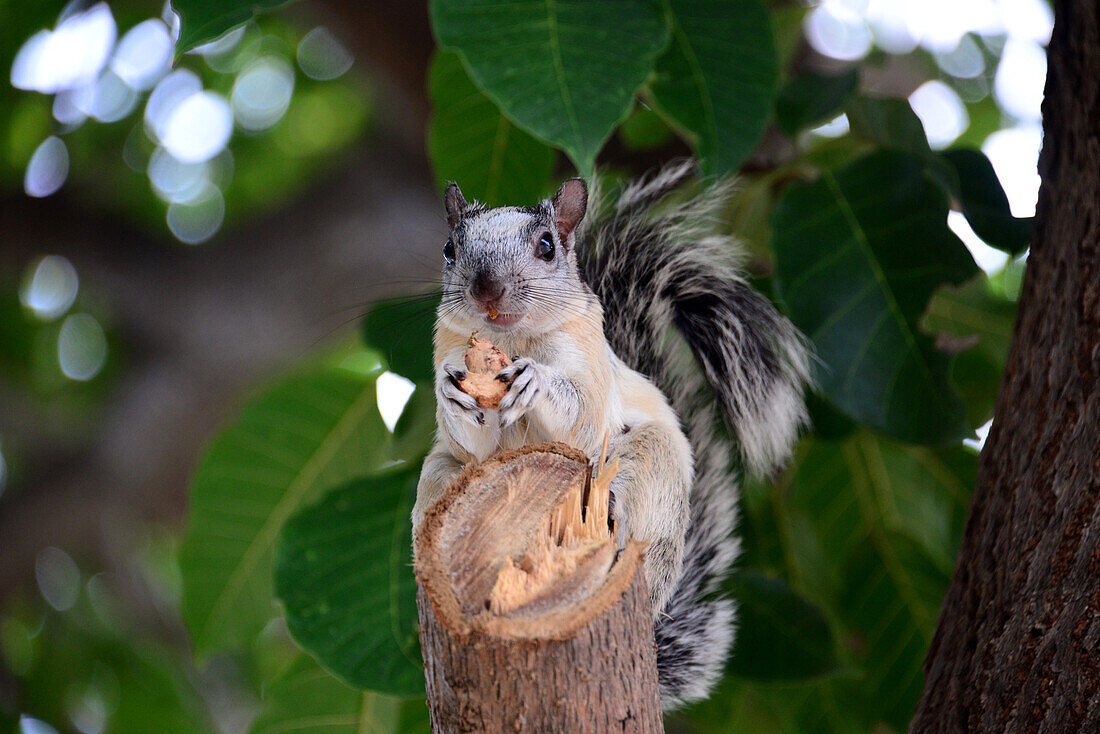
top-left (911, 2), bottom-right (1100, 731)
top-left (415, 443), bottom-right (663, 733)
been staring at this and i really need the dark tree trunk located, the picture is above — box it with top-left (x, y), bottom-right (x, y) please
top-left (911, 2), bottom-right (1100, 731)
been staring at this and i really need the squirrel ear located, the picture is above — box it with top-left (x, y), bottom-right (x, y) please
top-left (551, 178), bottom-right (587, 241)
top-left (444, 182), bottom-right (469, 229)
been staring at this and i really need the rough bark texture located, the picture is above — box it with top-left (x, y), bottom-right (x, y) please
top-left (417, 566), bottom-right (661, 734)
top-left (415, 444), bottom-right (663, 733)
top-left (911, 2), bottom-right (1100, 731)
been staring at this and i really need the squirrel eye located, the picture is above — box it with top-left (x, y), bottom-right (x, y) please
top-left (535, 232), bottom-right (555, 261)
top-left (443, 238), bottom-right (456, 265)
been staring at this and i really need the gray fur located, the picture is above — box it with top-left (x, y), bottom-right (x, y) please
top-left (420, 164), bottom-right (810, 710)
top-left (577, 162), bottom-right (811, 708)
top-left (583, 161), bottom-right (812, 476)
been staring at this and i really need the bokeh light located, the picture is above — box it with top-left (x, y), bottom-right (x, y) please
top-left (948, 211), bottom-right (1009, 274)
top-left (909, 81), bottom-right (969, 149)
top-left (20, 255), bottom-right (79, 320)
top-left (144, 69), bottom-right (203, 142)
top-left (377, 371), bottom-right (417, 431)
top-left (110, 19), bottom-right (172, 90)
top-left (72, 70), bottom-right (138, 123)
top-left (10, 3), bottom-right (116, 94)
top-left (24, 137), bottom-right (70, 198)
top-left (862, 0), bottom-right (918, 55)
top-left (166, 185), bottom-right (226, 244)
top-left (809, 0), bottom-right (1052, 60)
top-left (805, 0), bottom-right (1052, 234)
top-left (935, 35), bottom-right (985, 79)
top-left (20, 717), bottom-right (60, 734)
top-left (190, 25), bottom-right (247, 58)
top-left (232, 56), bottom-right (295, 131)
top-left (160, 0), bottom-right (181, 44)
top-left (67, 672), bottom-right (115, 734)
top-left (160, 91), bottom-right (234, 164)
top-left (297, 27), bottom-right (354, 81)
top-left (53, 90), bottom-right (88, 127)
top-left (35, 546), bottom-right (81, 612)
top-left (811, 113), bottom-right (850, 139)
top-left (58, 314), bottom-right (109, 381)
top-left (805, 2), bottom-right (873, 61)
top-left (983, 124), bottom-right (1043, 217)
top-left (994, 39), bottom-right (1047, 121)
top-left (11, 4), bottom-right (361, 246)
top-left (147, 147), bottom-right (210, 204)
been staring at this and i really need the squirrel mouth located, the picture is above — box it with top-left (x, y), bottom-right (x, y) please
top-left (485, 310), bottom-right (522, 327)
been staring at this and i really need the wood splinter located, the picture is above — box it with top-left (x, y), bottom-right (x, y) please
top-left (415, 442), bottom-right (661, 733)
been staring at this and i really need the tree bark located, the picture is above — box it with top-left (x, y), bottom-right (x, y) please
top-left (911, 2), bottom-right (1100, 731)
top-left (414, 443), bottom-right (663, 733)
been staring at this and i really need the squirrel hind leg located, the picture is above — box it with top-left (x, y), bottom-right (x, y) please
top-left (605, 421), bottom-right (692, 616)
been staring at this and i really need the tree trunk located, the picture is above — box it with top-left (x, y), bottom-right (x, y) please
top-left (911, 2), bottom-right (1100, 731)
top-left (414, 443), bottom-right (663, 733)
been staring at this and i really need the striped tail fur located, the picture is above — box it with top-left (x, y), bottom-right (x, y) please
top-left (575, 160), bottom-right (811, 707)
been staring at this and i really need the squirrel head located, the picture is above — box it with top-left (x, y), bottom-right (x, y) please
top-left (438, 178), bottom-right (591, 335)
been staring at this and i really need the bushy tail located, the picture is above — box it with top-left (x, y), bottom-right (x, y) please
top-left (575, 161), bottom-right (811, 708)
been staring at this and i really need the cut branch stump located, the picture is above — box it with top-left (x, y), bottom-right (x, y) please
top-left (414, 442), bottom-right (663, 733)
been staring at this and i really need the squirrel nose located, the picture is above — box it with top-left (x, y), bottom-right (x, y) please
top-left (470, 270), bottom-right (506, 304)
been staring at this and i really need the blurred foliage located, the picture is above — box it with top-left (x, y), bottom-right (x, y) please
top-left (775, 68), bottom-right (859, 137)
top-left (179, 358), bottom-right (391, 656)
top-left (432, 0), bottom-right (670, 175)
top-left (250, 656), bottom-right (429, 734)
top-left (2, 0), bottom-right (1041, 732)
top-left (426, 50), bottom-right (555, 207)
top-left (649, 0), bottom-right (778, 175)
top-left (275, 470), bottom-right (422, 695)
top-left (174, 0), bottom-right (294, 53)
top-left (0, 542), bottom-right (212, 734)
top-left (773, 149), bottom-right (978, 445)
top-left (2, 3), bottom-right (370, 242)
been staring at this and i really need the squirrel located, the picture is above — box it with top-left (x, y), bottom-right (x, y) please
top-left (412, 160), bottom-right (811, 708)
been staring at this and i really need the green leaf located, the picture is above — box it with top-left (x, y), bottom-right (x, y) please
top-left (431, 0), bottom-right (669, 173)
top-left (922, 275), bottom-right (1017, 428)
top-left (844, 95), bottom-right (958, 193)
top-left (772, 150), bottom-right (978, 444)
top-left (806, 391), bottom-right (856, 440)
top-left (275, 470), bottom-right (423, 695)
top-left (4, 592), bottom-right (211, 734)
top-left (845, 96), bottom-right (929, 155)
top-left (671, 675), bottom-right (868, 734)
top-left (776, 68), bottom-right (859, 136)
top-left (180, 363), bottom-right (390, 656)
top-left (391, 382), bottom-right (437, 464)
top-left (727, 571), bottom-right (839, 681)
top-left (772, 5), bottom-right (812, 71)
top-left (941, 147), bottom-right (1033, 255)
top-left (791, 432), bottom-right (971, 606)
top-left (618, 106), bottom-right (675, 151)
top-left (779, 432), bottom-right (973, 730)
top-left (650, 0), bottom-right (778, 175)
top-left (427, 51), bottom-right (555, 207)
top-left (362, 297), bottom-right (438, 384)
top-left (251, 656), bottom-right (430, 734)
top-left (172, 0), bottom-right (296, 53)
top-left (837, 535), bottom-right (946, 729)
top-left (681, 430), bottom-right (977, 733)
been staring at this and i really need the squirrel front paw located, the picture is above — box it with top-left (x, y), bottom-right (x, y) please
top-left (438, 364), bottom-right (487, 428)
top-left (496, 357), bottom-right (543, 429)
